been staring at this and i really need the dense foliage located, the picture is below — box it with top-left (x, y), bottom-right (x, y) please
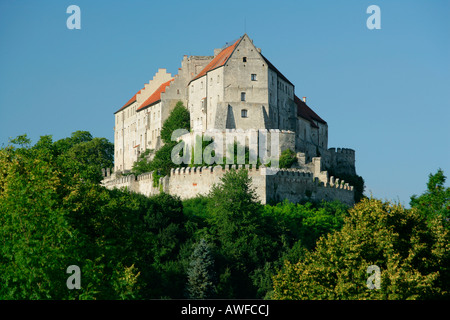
top-left (186, 239), bottom-right (216, 299)
top-left (160, 101), bottom-right (191, 145)
top-left (278, 148), bottom-right (297, 169)
top-left (410, 168), bottom-right (450, 222)
top-left (272, 197), bottom-right (450, 299)
top-left (131, 101), bottom-right (190, 184)
top-left (1, 131), bottom-right (448, 300)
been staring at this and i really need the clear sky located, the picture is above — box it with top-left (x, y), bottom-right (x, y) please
top-left (0, 0), bottom-right (449, 206)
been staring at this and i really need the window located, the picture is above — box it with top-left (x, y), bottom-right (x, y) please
top-left (243, 57), bottom-right (247, 63)
top-left (251, 74), bottom-right (257, 81)
top-left (241, 109), bottom-right (248, 118)
top-left (241, 92), bottom-right (246, 101)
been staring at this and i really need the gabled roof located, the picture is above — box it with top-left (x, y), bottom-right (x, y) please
top-left (189, 35), bottom-right (294, 89)
top-left (295, 95), bottom-right (327, 128)
top-left (114, 88), bottom-right (143, 114)
top-left (261, 54), bottom-right (294, 86)
top-left (189, 37), bottom-right (242, 83)
top-left (137, 79), bottom-right (174, 111)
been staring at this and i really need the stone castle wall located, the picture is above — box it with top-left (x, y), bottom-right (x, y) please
top-left (265, 168), bottom-right (354, 205)
top-left (323, 147), bottom-right (356, 176)
top-left (174, 128), bottom-right (296, 165)
top-left (101, 165), bottom-right (354, 206)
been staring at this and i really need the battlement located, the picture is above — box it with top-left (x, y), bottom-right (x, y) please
top-left (328, 147), bottom-right (355, 155)
top-left (102, 173), bottom-right (135, 185)
top-left (102, 164), bottom-right (354, 206)
top-left (268, 169), bottom-right (353, 191)
top-left (327, 176), bottom-right (353, 191)
top-left (137, 172), bottom-right (154, 181)
top-left (170, 164), bottom-right (264, 176)
top-left (198, 128), bottom-right (296, 135)
top-left (169, 165), bottom-right (316, 176)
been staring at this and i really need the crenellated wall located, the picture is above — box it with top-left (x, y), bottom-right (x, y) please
top-left (323, 147), bottom-right (356, 176)
top-left (101, 165), bottom-right (354, 206)
top-left (265, 168), bottom-right (354, 205)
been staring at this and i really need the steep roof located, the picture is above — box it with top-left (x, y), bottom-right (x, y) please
top-left (189, 37), bottom-right (242, 83)
top-left (114, 88), bottom-right (143, 114)
top-left (261, 54), bottom-right (294, 86)
top-left (189, 35), bottom-right (294, 89)
top-left (137, 79), bottom-right (174, 111)
top-left (295, 95), bottom-right (327, 128)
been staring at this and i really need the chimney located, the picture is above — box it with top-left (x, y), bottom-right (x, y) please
top-left (302, 97), bottom-right (306, 103)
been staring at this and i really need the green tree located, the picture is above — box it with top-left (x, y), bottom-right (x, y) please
top-left (160, 101), bottom-right (190, 144)
top-left (252, 199), bottom-right (348, 298)
top-left (263, 199), bottom-right (349, 250)
top-left (272, 197), bottom-right (450, 300)
top-left (410, 169), bottom-right (450, 221)
top-left (53, 130), bottom-right (93, 153)
top-left (138, 192), bottom-right (189, 299)
top-left (186, 239), bottom-right (217, 299)
top-left (0, 133), bottom-right (146, 299)
top-left (206, 169), bottom-right (279, 298)
top-left (131, 101), bottom-right (190, 184)
top-left (131, 149), bottom-right (153, 176)
top-left (0, 142), bottom-right (78, 299)
top-left (279, 148), bottom-right (296, 169)
top-left (148, 141), bottom-right (179, 185)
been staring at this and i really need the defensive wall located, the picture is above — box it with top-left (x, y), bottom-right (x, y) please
top-left (101, 164), bottom-right (354, 206)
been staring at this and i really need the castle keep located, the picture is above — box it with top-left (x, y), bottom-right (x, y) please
top-left (102, 34), bottom-right (357, 205)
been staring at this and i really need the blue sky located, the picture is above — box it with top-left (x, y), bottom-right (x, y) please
top-left (0, 0), bottom-right (449, 206)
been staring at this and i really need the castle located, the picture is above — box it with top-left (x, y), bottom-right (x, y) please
top-left (102, 34), bottom-right (357, 206)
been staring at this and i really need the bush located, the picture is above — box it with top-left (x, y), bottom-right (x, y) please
top-left (272, 197), bottom-right (450, 300)
top-left (279, 148), bottom-right (296, 169)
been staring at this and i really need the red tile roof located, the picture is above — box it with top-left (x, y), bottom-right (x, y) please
top-left (137, 79), bottom-right (174, 111)
top-left (295, 95), bottom-right (326, 128)
top-left (190, 38), bottom-right (242, 83)
top-left (114, 88), bottom-right (143, 114)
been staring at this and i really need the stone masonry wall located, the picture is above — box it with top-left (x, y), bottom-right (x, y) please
top-left (101, 165), bottom-right (354, 206)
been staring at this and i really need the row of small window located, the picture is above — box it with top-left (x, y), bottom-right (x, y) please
top-left (194, 73), bottom-right (258, 91)
top-left (194, 109), bottom-right (248, 125)
top-left (117, 108), bottom-right (160, 125)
